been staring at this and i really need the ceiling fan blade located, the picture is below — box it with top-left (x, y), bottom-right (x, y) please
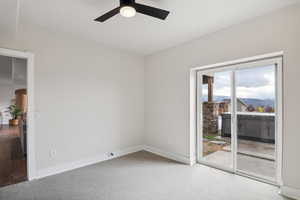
top-left (94, 7), bottom-right (120, 22)
top-left (134, 3), bottom-right (170, 20)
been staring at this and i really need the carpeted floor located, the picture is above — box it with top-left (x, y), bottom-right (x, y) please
top-left (0, 151), bottom-right (290, 200)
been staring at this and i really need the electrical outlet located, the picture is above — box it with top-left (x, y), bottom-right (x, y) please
top-left (50, 149), bottom-right (57, 158)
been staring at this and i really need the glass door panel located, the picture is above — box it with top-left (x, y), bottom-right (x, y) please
top-left (235, 65), bottom-right (276, 180)
top-left (199, 70), bottom-right (233, 170)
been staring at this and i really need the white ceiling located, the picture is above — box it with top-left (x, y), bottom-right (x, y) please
top-left (1, 0), bottom-right (300, 55)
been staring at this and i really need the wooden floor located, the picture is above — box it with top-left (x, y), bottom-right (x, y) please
top-left (0, 125), bottom-right (27, 187)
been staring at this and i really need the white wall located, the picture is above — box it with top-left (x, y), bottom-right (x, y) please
top-left (13, 58), bottom-right (27, 87)
top-left (0, 23), bottom-right (144, 171)
top-left (0, 56), bottom-right (13, 119)
top-left (0, 82), bottom-right (14, 124)
top-left (145, 4), bottom-right (300, 191)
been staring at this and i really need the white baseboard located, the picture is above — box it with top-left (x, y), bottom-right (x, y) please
top-left (35, 145), bottom-right (195, 180)
top-left (143, 145), bottom-right (192, 165)
top-left (36, 145), bottom-right (144, 179)
top-left (280, 186), bottom-right (300, 200)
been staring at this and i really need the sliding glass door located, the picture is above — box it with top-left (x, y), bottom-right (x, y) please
top-left (197, 69), bottom-right (234, 171)
top-left (235, 64), bottom-right (277, 182)
top-left (197, 57), bottom-right (282, 184)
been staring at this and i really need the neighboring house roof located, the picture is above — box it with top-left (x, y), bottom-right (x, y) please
top-left (222, 98), bottom-right (248, 107)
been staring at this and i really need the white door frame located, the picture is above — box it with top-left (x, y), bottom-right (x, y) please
top-left (190, 52), bottom-right (283, 185)
top-left (0, 47), bottom-right (36, 180)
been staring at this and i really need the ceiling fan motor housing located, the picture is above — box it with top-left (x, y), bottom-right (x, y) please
top-left (120, 0), bottom-right (135, 6)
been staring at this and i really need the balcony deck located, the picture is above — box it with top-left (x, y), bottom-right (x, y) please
top-left (203, 138), bottom-right (275, 179)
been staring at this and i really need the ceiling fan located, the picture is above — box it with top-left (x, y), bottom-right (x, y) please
top-left (94, 0), bottom-right (170, 22)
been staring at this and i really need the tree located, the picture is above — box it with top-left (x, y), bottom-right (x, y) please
top-left (256, 106), bottom-right (264, 113)
top-left (247, 105), bottom-right (255, 112)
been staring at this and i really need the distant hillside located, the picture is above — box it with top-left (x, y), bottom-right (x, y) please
top-left (202, 96), bottom-right (274, 107)
top-left (239, 98), bottom-right (274, 107)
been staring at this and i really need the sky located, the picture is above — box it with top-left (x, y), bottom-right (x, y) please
top-left (202, 65), bottom-right (275, 100)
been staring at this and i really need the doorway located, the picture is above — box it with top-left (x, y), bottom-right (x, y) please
top-left (0, 48), bottom-right (35, 186)
top-left (0, 55), bottom-right (28, 187)
top-left (196, 55), bottom-right (282, 185)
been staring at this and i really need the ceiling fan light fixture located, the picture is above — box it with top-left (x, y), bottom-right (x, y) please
top-left (120, 6), bottom-right (136, 18)
top-left (94, 0), bottom-right (170, 22)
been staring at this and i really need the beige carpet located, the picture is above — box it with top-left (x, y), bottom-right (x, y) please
top-left (0, 151), bottom-right (289, 200)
